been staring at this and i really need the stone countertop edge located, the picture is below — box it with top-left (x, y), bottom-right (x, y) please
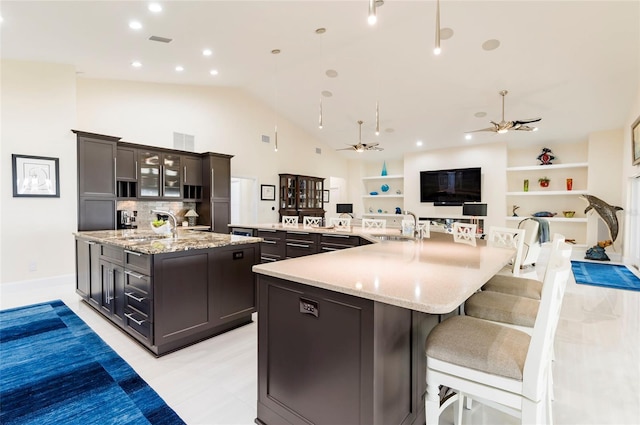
top-left (229, 222), bottom-right (407, 243)
top-left (74, 229), bottom-right (262, 255)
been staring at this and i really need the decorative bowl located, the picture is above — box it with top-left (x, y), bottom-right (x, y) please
top-left (563, 211), bottom-right (575, 218)
top-left (381, 184), bottom-right (390, 192)
top-left (151, 222), bottom-right (172, 235)
top-left (370, 191), bottom-right (378, 195)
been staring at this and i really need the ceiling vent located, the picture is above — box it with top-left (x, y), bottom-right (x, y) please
top-left (315, 148), bottom-right (322, 154)
top-left (149, 35), bottom-right (172, 43)
top-left (261, 135), bottom-right (270, 143)
top-left (174, 132), bottom-right (195, 151)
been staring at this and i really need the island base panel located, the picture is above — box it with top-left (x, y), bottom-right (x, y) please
top-left (257, 275), bottom-right (439, 425)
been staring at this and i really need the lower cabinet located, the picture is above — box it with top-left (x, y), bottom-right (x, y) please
top-left (75, 237), bottom-right (260, 356)
top-left (285, 231), bottom-right (319, 258)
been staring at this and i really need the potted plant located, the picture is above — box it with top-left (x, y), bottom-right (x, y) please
top-left (538, 176), bottom-right (550, 188)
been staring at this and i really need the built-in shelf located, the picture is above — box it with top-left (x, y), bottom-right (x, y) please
top-left (361, 174), bottom-right (404, 180)
top-left (506, 190), bottom-right (588, 196)
top-left (506, 162), bottom-right (589, 172)
top-left (362, 194), bottom-right (404, 198)
top-left (505, 216), bottom-right (588, 223)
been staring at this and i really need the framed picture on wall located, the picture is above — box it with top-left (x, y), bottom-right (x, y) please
top-left (261, 184), bottom-right (276, 201)
top-left (12, 154), bottom-right (60, 197)
top-left (323, 190), bottom-right (330, 203)
top-left (632, 115), bottom-right (640, 166)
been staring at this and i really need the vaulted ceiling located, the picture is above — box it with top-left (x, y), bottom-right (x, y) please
top-left (1, 1), bottom-right (638, 160)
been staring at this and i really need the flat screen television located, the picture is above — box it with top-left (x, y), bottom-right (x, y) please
top-left (420, 167), bottom-right (481, 205)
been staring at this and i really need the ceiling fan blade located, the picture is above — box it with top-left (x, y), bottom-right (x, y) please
top-left (336, 146), bottom-right (356, 151)
top-left (369, 146), bottom-right (384, 151)
top-left (466, 127), bottom-right (498, 133)
top-left (513, 117), bottom-right (542, 125)
top-left (513, 125), bottom-right (538, 132)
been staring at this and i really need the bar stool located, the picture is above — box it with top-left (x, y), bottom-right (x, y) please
top-left (303, 216), bottom-right (322, 227)
top-left (452, 222), bottom-right (477, 246)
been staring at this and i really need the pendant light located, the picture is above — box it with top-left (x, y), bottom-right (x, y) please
top-left (316, 28), bottom-right (326, 129)
top-left (368, 0), bottom-right (377, 25)
top-left (271, 49), bottom-right (280, 152)
top-left (434, 0), bottom-right (441, 55)
top-left (375, 101), bottom-right (380, 136)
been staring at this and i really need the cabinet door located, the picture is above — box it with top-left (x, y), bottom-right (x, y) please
top-left (210, 155), bottom-right (230, 199)
top-left (99, 259), bottom-right (114, 316)
top-left (183, 155), bottom-right (202, 185)
top-left (211, 246), bottom-right (258, 325)
top-left (116, 147), bottom-right (137, 181)
top-left (99, 260), bottom-right (125, 324)
top-left (162, 154), bottom-right (182, 198)
top-left (138, 151), bottom-right (161, 197)
top-left (79, 198), bottom-right (116, 231)
top-left (280, 175), bottom-right (297, 209)
top-left (211, 200), bottom-right (230, 233)
top-left (78, 137), bottom-right (117, 197)
top-left (75, 239), bottom-right (91, 299)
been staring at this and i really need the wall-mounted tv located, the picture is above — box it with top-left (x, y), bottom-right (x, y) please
top-left (420, 167), bottom-right (481, 206)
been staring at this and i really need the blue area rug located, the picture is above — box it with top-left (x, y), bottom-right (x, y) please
top-left (571, 261), bottom-right (640, 292)
top-left (0, 300), bottom-right (185, 425)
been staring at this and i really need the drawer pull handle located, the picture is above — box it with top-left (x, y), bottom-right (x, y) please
top-left (85, 240), bottom-right (96, 245)
top-left (286, 242), bottom-right (309, 248)
top-left (125, 312), bottom-right (146, 325)
top-left (322, 233), bottom-right (350, 238)
top-left (124, 250), bottom-right (142, 257)
top-left (125, 270), bottom-right (145, 279)
top-left (262, 240), bottom-right (277, 245)
top-left (321, 247), bottom-right (339, 251)
top-left (125, 292), bottom-right (146, 302)
top-left (259, 229), bottom-right (277, 233)
top-left (261, 257), bottom-right (278, 262)
top-left (288, 231), bottom-right (310, 235)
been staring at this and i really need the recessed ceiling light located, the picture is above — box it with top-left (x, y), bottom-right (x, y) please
top-left (209, 69), bottom-right (219, 76)
top-left (131, 61), bottom-right (142, 68)
top-left (175, 66), bottom-right (184, 72)
top-left (416, 140), bottom-right (423, 147)
top-left (148, 3), bottom-right (162, 13)
top-left (482, 39), bottom-right (501, 51)
top-left (202, 49), bottom-right (212, 56)
top-left (325, 69), bottom-right (338, 78)
top-left (474, 112), bottom-right (487, 118)
top-left (129, 20), bottom-right (142, 30)
top-left (465, 134), bottom-right (472, 140)
top-left (321, 90), bottom-right (333, 97)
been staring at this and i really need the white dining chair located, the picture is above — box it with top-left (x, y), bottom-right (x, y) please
top-left (425, 242), bottom-right (572, 425)
top-left (303, 216), bottom-right (322, 227)
top-left (328, 217), bottom-right (351, 229)
top-left (362, 218), bottom-right (386, 230)
top-left (452, 222), bottom-right (477, 246)
top-left (282, 216), bottom-right (299, 227)
top-left (487, 226), bottom-right (525, 277)
top-left (417, 222), bottom-right (430, 239)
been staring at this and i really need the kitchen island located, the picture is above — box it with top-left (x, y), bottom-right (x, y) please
top-left (74, 229), bottom-right (261, 356)
top-left (252, 231), bottom-right (515, 425)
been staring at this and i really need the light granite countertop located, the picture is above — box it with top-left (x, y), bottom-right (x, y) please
top-left (252, 231), bottom-right (515, 315)
top-left (74, 228), bottom-right (262, 255)
top-left (230, 222), bottom-right (408, 242)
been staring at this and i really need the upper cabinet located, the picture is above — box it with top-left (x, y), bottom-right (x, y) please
top-left (279, 174), bottom-right (325, 220)
top-left (138, 150), bottom-right (182, 199)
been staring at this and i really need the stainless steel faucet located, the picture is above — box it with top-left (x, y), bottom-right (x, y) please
top-left (404, 210), bottom-right (418, 238)
top-left (152, 209), bottom-right (178, 239)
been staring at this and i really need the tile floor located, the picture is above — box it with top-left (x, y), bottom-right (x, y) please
top-left (1, 246), bottom-right (639, 425)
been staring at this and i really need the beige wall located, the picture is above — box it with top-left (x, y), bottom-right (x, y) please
top-left (1, 61), bottom-right (78, 284)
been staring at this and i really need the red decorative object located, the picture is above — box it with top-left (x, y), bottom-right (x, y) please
top-left (540, 180), bottom-right (550, 188)
top-left (566, 178), bottom-right (573, 191)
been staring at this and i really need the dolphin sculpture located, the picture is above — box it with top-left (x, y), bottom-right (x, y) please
top-left (580, 195), bottom-right (624, 242)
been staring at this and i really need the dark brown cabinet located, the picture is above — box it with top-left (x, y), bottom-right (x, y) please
top-left (198, 153), bottom-right (233, 233)
top-left (138, 150), bottom-right (182, 199)
top-left (116, 146), bottom-right (138, 198)
top-left (75, 238), bottom-right (100, 307)
top-left (285, 231), bottom-right (319, 258)
top-left (279, 174), bottom-right (325, 221)
top-left (74, 130), bottom-right (121, 231)
top-left (257, 229), bottom-right (286, 263)
top-left (99, 259), bottom-right (125, 327)
top-left (182, 154), bottom-right (203, 200)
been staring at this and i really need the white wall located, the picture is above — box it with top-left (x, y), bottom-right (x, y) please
top-left (622, 87), bottom-right (640, 267)
top-left (402, 142), bottom-right (507, 232)
top-left (1, 61), bottom-right (77, 283)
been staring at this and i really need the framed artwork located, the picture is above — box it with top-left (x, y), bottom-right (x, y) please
top-left (12, 154), bottom-right (60, 197)
top-left (323, 190), bottom-right (330, 203)
top-left (632, 115), bottom-right (640, 166)
top-left (261, 184), bottom-right (276, 201)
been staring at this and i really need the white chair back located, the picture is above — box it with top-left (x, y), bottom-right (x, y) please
top-left (282, 216), bottom-right (299, 227)
top-left (303, 216), bottom-right (322, 227)
top-left (487, 226), bottom-right (525, 276)
top-left (329, 217), bottom-right (351, 229)
top-left (362, 218), bottom-right (386, 230)
top-left (518, 218), bottom-right (542, 267)
top-left (523, 241), bottom-right (572, 401)
top-left (452, 222), bottom-right (477, 246)
top-left (417, 222), bottom-right (431, 239)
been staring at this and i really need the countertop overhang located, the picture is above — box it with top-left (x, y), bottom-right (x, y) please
top-left (74, 228), bottom-right (262, 255)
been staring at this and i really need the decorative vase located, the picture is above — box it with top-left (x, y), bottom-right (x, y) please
top-left (381, 161), bottom-right (388, 176)
top-left (539, 180), bottom-right (549, 188)
top-left (523, 179), bottom-right (529, 192)
top-left (566, 178), bottom-right (573, 191)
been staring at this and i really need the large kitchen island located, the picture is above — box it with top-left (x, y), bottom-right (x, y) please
top-left (250, 230), bottom-right (515, 425)
top-left (74, 229), bottom-right (261, 356)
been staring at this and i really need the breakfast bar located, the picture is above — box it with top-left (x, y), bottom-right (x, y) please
top-left (252, 231), bottom-right (515, 425)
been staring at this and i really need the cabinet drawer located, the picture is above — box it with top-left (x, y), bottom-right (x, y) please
top-left (261, 254), bottom-right (281, 263)
top-left (124, 250), bottom-right (150, 274)
top-left (124, 287), bottom-right (152, 317)
top-left (100, 244), bottom-right (123, 265)
top-left (286, 241), bottom-right (317, 258)
top-left (286, 231), bottom-right (317, 243)
top-left (258, 229), bottom-right (285, 241)
top-left (261, 240), bottom-right (284, 257)
top-left (320, 233), bottom-right (360, 247)
top-left (124, 270), bottom-right (152, 297)
top-left (124, 306), bottom-right (152, 343)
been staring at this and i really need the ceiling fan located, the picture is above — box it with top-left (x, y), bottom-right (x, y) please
top-left (337, 120), bottom-right (384, 153)
top-left (466, 90), bottom-right (541, 134)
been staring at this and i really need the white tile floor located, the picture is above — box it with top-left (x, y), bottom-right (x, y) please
top-left (2, 247), bottom-right (639, 425)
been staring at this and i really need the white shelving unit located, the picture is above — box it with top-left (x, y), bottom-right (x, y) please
top-left (361, 175), bottom-right (404, 221)
top-left (506, 157), bottom-right (589, 244)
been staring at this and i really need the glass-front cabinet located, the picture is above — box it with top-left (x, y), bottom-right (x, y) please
top-left (279, 174), bottom-right (325, 221)
top-left (139, 150), bottom-right (182, 198)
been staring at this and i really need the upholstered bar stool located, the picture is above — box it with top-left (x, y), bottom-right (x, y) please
top-left (425, 243), bottom-right (572, 425)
